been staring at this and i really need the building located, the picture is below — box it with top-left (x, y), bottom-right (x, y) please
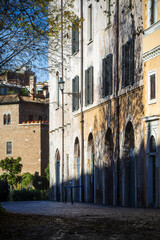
top-left (0, 94), bottom-right (49, 176)
top-left (143, 0), bottom-right (160, 208)
top-left (49, 1), bottom-right (159, 208)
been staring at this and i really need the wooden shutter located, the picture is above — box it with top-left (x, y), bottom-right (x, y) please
top-left (122, 44), bottom-right (125, 88)
top-left (125, 42), bottom-right (129, 87)
top-left (75, 19), bottom-right (79, 52)
top-left (150, 74), bottom-right (155, 100)
top-left (89, 66), bottom-right (93, 104)
top-left (72, 23), bottom-right (75, 54)
top-left (85, 69), bottom-right (89, 106)
top-left (72, 77), bottom-right (75, 111)
top-left (102, 58), bottom-right (107, 97)
top-left (129, 39), bottom-right (134, 85)
top-left (108, 54), bottom-right (112, 95)
top-left (75, 76), bottom-right (79, 110)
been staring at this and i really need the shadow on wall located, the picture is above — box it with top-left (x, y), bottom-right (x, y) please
top-left (49, 138), bottom-right (147, 208)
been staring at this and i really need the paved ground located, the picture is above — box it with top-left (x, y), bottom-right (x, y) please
top-left (1, 200), bottom-right (160, 220)
top-left (1, 201), bottom-right (160, 239)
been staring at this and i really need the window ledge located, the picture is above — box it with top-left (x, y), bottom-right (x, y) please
top-left (87, 39), bottom-right (93, 45)
top-left (144, 20), bottom-right (160, 37)
top-left (148, 99), bottom-right (156, 105)
top-left (118, 79), bottom-right (144, 96)
top-left (72, 51), bottom-right (79, 56)
top-left (105, 23), bottom-right (112, 31)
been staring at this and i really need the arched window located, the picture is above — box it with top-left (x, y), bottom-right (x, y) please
top-left (8, 114), bottom-right (11, 124)
top-left (150, 135), bottom-right (156, 153)
top-left (3, 113), bottom-right (11, 125)
top-left (3, 114), bottom-right (7, 125)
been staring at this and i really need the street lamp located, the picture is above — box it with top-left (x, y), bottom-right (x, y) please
top-left (58, 77), bottom-right (65, 91)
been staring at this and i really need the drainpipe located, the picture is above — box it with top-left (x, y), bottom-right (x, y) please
top-left (80, 0), bottom-right (84, 202)
top-left (116, 0), bottom-right (120, 206)
top-left (61, 0), bottom-right (64, 202)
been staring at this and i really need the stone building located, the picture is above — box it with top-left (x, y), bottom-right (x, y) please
top-left (49, 0), bottom-right (159, 208)
top-left (143, 0), bottom-right (160, 208)
top-left (0, 94), bottom-right (49, 176)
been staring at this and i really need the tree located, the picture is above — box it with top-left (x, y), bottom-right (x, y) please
top-left (21, 172), bottom-right (33, 188)
top-left (0, 157), bottom-right (22, 189)
top-left (45, 163), bottom-right (49, 181)
top-left (0, 0), bottom-right (79, 73)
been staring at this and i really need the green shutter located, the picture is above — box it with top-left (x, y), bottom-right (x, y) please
top-left (129, 38), bottom-right (134, 85)
top-left (85, 69), bottom-right (89, 106)
top-left (75, 76), bottom-right (79, 110)
top-left (125, 42), bottom-right (129, 87)
top-left (72, 23), bottom-right (75, 55)
top-left (89, 66), bottom-right (93, 104)
top-left (72, 77), bottom-right (75, 111)
top-left (122, 44), bottom-right (125, 88)
top-left (102, 58), bottom-right (106, 97)
top-left (75, 19), bottom-right (79, 52)
top-left (108, 54), bottom-right (112, 95)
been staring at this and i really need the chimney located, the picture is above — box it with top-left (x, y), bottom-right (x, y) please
top-left (29, 75), bottom-right (36, 100)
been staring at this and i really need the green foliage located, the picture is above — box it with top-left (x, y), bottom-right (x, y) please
top-left (45, 163), bottom-right (49, 181)
top-left (33, 175), bottom-right (49, 190)
top-left (20, 88), bottom-right (29, 96)
top-left (9, 189), bottom-right (49, 201)
top-left (0, 0), bottom-right (79, 71)
top-left (0, 157), bottom-right (22, 189)
top-left (21, 172), bottom-right (33, 189)
top-left (0, 203), bottom-right (6, 213)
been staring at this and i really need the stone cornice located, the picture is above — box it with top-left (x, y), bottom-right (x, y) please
top-left (143, 45), bottom-right (160, 62)
top-left (144, 20), bottom-right (160, 37)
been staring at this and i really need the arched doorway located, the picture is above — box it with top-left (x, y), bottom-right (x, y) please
top-left (104, 128), bottom-right (114, 205)
top-left (74, 137), bottom-right (81, 202)
top-left (123, 121), bottom-right (135, 207)
top-left (55, 150), bottom-right (60, 201)
top-left (148, 135), bottom-right (157, 207)
top-left (87, 133), bottom-right (94, 203)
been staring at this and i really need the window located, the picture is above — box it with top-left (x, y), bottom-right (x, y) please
top-left (127, 0), bottom-right (132, 8)
top-left (148, 0), bottom-right (157, 27)
top-left (148, 71), bottom-right (156, 104)
top-left (122, 39), bottom-right (134, 88)
top-left (85, 66), bottom-right (94, 106)
top-left (72, 18), bottom-right (79, 55)
top-left (105, 0), bottom-right (111, 26)
top-left (102, 54), bottom-right (113, 97)
top-left (88, 4), bottom-right (93, 41)
top-left (6, 142), bottom-right (12, 155)
top-left (28, 115), bottom-right (33, 121)
top-left (3, 114), bottom-right (11, 125)
top-left (72, 76), bottom-right (79, 112)
top-left (66, 154), bottom-right (69, 181)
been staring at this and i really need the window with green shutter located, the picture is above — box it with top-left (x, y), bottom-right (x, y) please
top-left (88, 4), bottom-right (92, 41)
top-left (102, 54), bottom-right (112, 97)
top-left (85, 66), bottom-right (94, 106)
top-left (72, 76), bottom-right (79, 111)
top-left (72, 18), bottom-right (79, 55)
top-left (122, 39), bottom-right (134, 89)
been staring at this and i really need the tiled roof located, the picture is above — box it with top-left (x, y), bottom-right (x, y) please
top-left (0, 94), bottom-right (49, 104)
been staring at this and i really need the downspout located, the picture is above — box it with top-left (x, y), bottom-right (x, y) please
top-left (61, 0), bottom-right (64, 202)
top-left (80, 0), bottom-right (84, 202)
top-left (116, 0), bottom-right (120, 206)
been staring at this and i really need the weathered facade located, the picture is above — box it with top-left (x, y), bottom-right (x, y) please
top-left (49, 0), bottom-right (158, 207)
top-left (143, 0), bottom-right (160, 208)
top-left (0, 95), bottom-right (49, 176)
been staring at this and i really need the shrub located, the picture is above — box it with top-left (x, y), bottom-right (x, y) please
top-left (21, 172), bottom-right (33, 189)
top-left (33, 175), bottom-right (49, 190)
top-left (0, 179), bottom-right (9, 201)
top-left (9, 189), bottom-right (49, 201)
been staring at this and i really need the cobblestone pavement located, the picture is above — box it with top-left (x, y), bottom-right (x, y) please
top-left (1, 201), bottom-right (160, 239)
top-left (2, 201), bottom-right (160, 220)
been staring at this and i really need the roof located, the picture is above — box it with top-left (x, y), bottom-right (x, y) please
top-left (0, 94), bottom-right (49, 104)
